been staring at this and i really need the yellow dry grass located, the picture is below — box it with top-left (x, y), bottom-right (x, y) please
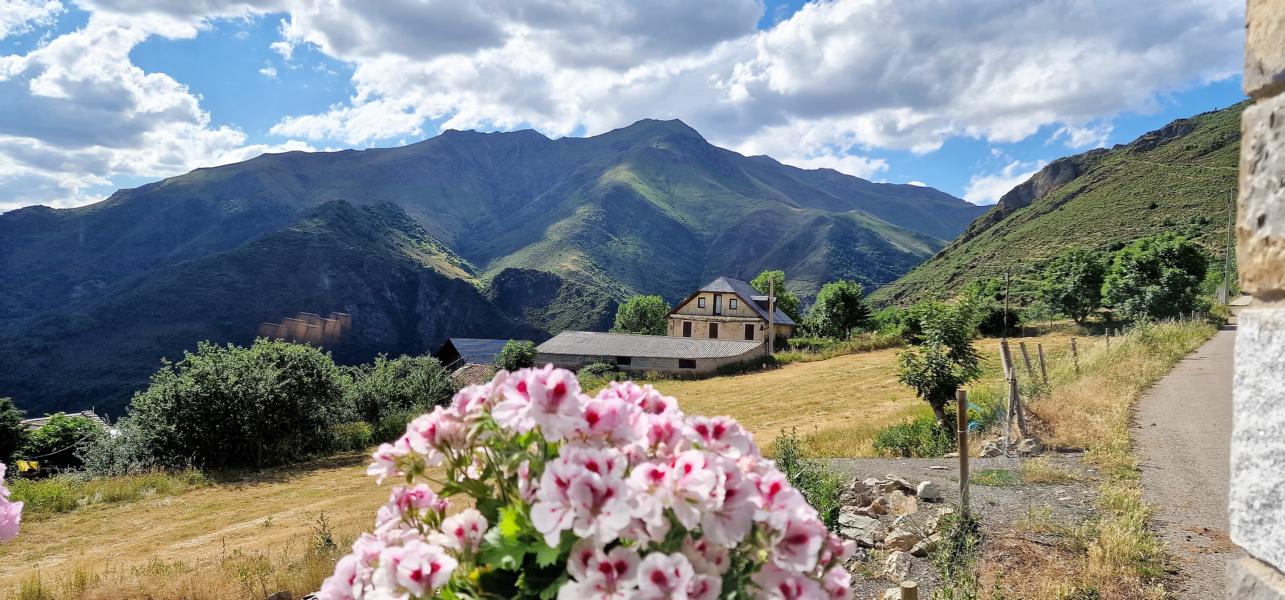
top-left (1, 329), bottom-right (1081, 598)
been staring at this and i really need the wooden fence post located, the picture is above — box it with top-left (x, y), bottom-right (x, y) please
top-left (1071, 337), bottom-right (1080, 374)
top-left (1019, 342), bottom-right (1035, 381)
top-left (956, 389), bottom-right (970, 516)
top-left (900, 581), bottom-right (919, 600)
top-left (1037, 343), bottom-right (1049, 385)
top-left (999, 340), bottom-right (1014, 452)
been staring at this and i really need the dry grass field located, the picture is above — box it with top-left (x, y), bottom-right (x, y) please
top-left (1, 330), bottom-right (1080, 599)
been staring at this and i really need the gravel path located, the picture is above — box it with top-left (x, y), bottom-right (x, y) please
top-left (1136, 326), bottom-right (1242, 599)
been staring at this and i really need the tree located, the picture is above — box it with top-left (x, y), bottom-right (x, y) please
top-left (347, 354), bottom-right (457, 424)
top-left (1103, 233), bottom-right (1209, 322)
top-left (495, 340), bottom-right (537, 371)
top-left (750, 270), bottom-right (801, 322)
top-left (896, 301), bottom-right (982, 426)
top-left (804, 280), bottom-right (871, 338)
top-left (21, 413), bottom-right (103, 470)
top-left (1039, 248), bottom-right (1106, 323)
top-left (123, 339), bottom-right (352, 469)
top-left (611, 295), bottom-right (670, 335)
top-left (0, 398), bottom-right (25, 463)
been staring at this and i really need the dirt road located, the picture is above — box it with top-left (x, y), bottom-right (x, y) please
top-left (1136, 326), bottom-right (1241, 598)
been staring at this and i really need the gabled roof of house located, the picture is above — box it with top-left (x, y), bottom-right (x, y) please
top-left (536, 331), bottom-right (764, 360)
top-left (436, 338), bottom-right (513, 366)
top-left (677, 276), bottom-right (797, 326)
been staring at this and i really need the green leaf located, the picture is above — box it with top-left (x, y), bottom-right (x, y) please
top-left (480, 526), bottom-right (526, 571)
top-left (497, 505), bottom-right (523, 539)
top-left (534, 539), bottom-right (561, 567)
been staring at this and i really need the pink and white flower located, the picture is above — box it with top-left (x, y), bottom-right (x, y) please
top-left (683, 416), bottom-right (755, 459)
top-left (0, 462), bottom-right (20, 543)
top-left (771, 512), bottom-right (829, 573)
top-left (821, 566), bottom-right (853, 600)
top-left (752, 565), bottom-right (826, 600)
top-left (531, 446), bottom-right (631, 547)
top-left (559, 542), bottom-right (640, 600)
top-left (681, 536), bottom-right (730, 576)
top-left (699, 459), bottom-right (756, 546)
top-left (634, 552), bottom-right (695, 600)
top-left (367, 437), bottom-right (412, 484)
top-left (431, 508), bottom-right (488, 555)
top-left (387, 539), bottom-right (457, 597)
top-left (494, 364), bottom-right (585, 440)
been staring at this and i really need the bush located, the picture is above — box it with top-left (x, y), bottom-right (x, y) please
top-left (872, 415), bottom-right (955, 457)
top-left (896, 301), bottom-right (982, 425)
top-left (121, 339), bottom-right (353, 469)
top-left (974, 303), bottom-right (1021, 337)
top-left (20, 413), bottom-right (104, 471)
top-left (346, 354), bottom-right (455, 424)
top-left (771, 429), bottom-right (845, 530)
top-left (1103, 233), bottom-right (1209, 322)
top-left (610, 295), bottom-right (670, 335)
top-left (0, 397), bottom-right (26, 463)
top-left (713, 354), bottom-right (779, 376)
top-left (331, 421), bottom-right (374, 452)
top-left (1039, 248), bottom-right (1106, 323)
top-left (494, 340), bottom-right (537, 371)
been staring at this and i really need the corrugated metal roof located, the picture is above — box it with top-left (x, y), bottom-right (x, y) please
top-left (699, 277), bottom-right (798, 326)
top-left (536, 331), bottom-right (764, 360)
top-left (446, 338), bottom-right (513, 365)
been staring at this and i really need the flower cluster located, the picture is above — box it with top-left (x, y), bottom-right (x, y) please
top-left (0, 462), bottom-right (22, 542)
top-left (321, 365), bottom-right (853, 599)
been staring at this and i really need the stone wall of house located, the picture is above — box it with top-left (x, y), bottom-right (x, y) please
top-left (1230, 2), bottom-right (1285, 596)
top-left (535, 347), bottom-right (765, 376)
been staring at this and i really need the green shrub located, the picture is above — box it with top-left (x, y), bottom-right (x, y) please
top-left (20, 413), bottom-right (104, 471)
top-left (494, 340), bottom-right (537, 371)
top-left (896, 301), bottom-right (982, 425)
top-left (1103, 233), bottom-right (1209, 322)
top-left (802, 280), bottom-right (871, 338)
top-left (373, 409), bottom-right (419, 444)
top-left (346, 354), bottom-right (455, 424)
top-left (1039, 248), bottom-right (1107, 323)
top-left (0, 397), bottom-right (27, 463)
top-left (331, 421), bottom-right (374, 451)
top-left (9, 469), bottom-right (206, 518)
top-left (610, 295), bottom-right (670, 335)
top-left (771, 429), bottom-right (845, 530)
top-left (713, 354), bottom-right (778, 376)
top-left (121, 339), bottom-right (352, 469)
top-left (872, 414), bottom-right (955, 457)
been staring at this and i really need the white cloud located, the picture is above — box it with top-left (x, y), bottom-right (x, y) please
top-left (907, 180), bottom-right (927, 187)
top-left (963, 160), bottom-right (1047, 205)
top-left (1052, 122), bottom-right (1113, 149)
top-left (258, 64), bottom-right (277, 78)
top-left (0, 0), bottom-right (63, 40)
top-left (0, 0), bottom-right (1248, 210)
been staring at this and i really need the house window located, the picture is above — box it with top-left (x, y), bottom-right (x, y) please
top-left (745, 323), bottom-right (755, 340)
top-left (678, 358), bottom-right (696, 369)
top-left (616, 356), bottom-right (632, 366)
top-left (698, 297), bottom-right (706, 308)
top-left (709, 323), bottom-right (719, 338)
top-left (729, 298), bottom-right (738, 310)
top-left (682, 321), bottom-right (692, 337)
top-left (713, 294), bottom-right (722, 315)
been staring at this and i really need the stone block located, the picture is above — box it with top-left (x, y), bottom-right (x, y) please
top-left (1231, 308), bottom-right (1285, 573)
top-left (1229, 556), bottom-right (1285, 600)
top-left (1238, 94), bottom-right (1285, 296)
top-left (1246, 0), bottom-right (1285, 98)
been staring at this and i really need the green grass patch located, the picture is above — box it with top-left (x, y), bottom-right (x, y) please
top-left (969, 468), bottom-right (1022, 487)
top-left (9, 469), bottom-right (207, 519)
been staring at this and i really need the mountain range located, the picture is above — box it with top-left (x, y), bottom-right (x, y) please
top-left (870, 102), bottom-right (1244, 306)
top-left (0, 118), bottom-right (985, 415)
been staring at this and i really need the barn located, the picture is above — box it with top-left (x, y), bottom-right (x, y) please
top-left (534, 331), bottom-right (766, 375)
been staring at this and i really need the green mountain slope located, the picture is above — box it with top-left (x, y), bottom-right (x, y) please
top-left (871, 103), bottom-right (1243, 306)
top-left (0, 118), bottom-right (985, 414)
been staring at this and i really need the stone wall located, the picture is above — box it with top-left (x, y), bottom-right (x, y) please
top-left (1231, 2), bottom-right (1285, 597)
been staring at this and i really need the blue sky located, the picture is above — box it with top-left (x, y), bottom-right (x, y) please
top-left (0, 0), bottom-right (1246, 212)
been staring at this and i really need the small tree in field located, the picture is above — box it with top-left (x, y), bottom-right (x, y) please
top-left (804, 280), bottom-right (871, 338)
top-left (750, 270), bottom-right (802, 322)
top-left (0, 398), bottom-right (25, 463)
top-left (610, 295), bottom-right (670, 335)
top-left (896, 301), bottom-right (981, 426)
top-left (494, 340), bottom-right (537, 371)
top-left (1103, 233), bottom-right (1208, 322)
top-left (347, 354), bottom-right (457, 424)
top-left (1039, 248), bottom-right (1106, 323)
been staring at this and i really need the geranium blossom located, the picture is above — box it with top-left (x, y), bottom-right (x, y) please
top-left (323, 367), bottom-right (852, 600)
top-left (0, 462), bottom-right (21, 542)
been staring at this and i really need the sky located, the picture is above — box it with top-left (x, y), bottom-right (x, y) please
top-left (0, 0), bottom-right (1248, 213)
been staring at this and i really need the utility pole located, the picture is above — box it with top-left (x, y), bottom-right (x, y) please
top-left (1222, 189), bottom-right (1235, 305)
top-left (768, 278), bottom-right (776, 352)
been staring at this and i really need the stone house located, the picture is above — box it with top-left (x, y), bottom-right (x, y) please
top-left (534, 331), bottom-right (766, 375)
top-left (665, 277), bottom-right (796, 343)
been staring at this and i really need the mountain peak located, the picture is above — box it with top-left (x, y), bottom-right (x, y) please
top-left (607, 118), bottom-right (706, 141)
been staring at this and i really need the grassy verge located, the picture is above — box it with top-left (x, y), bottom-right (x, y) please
top-left (976, 319), bottom-right (1217, 598)
top-left (9, 469), bottom-right (207, 520)
top-left (773, 331), bottom-right (902, 365)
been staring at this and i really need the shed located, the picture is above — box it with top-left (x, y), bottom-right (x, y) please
top-left (434, 338), bottom-right (515, 369)
top-left (535, 331), bottom-right (766, 375)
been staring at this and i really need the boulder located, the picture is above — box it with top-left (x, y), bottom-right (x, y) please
top-left (877, 475), bottom-right (915, 494)
top-left (979, 440), bottom-right (1004, 458)
top-left (843, 478), bottom-right (875, 506)
top-left (888, 490), bottom-right (919, 516)
top-left (838, 512), bottom-right (883, 548)
top-left (916, 480), bottom-right (943, 502)
top-left (882, 528), bottom-right (920, 552)
top-left (881, 589), bottom-right (900, 600)
top-left (911, 533), bottom-right (943, 557)
top-left (881, 550), bottom-right (912, 582)
top-left (857, 496), bottom-right (891, 517)
top-left (1017, 437), bottom-right (1044, 456)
